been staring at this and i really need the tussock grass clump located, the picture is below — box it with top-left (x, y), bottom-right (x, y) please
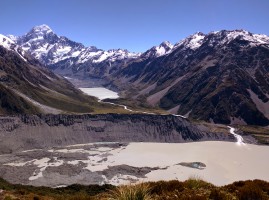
top-left (184, 176), bottom-right (211, 189)
top-left (107, 183), bottom-right (152, 200)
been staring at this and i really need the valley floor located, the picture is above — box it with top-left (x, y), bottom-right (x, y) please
top-left (0, 141), bottom-right (269, 187)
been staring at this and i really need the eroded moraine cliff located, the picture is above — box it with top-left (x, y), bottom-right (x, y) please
top-left (0, 114), bottom-right (234, 153)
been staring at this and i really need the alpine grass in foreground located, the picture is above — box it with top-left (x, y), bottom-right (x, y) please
top-left (106, 183), bottom-right (152, 200)
top-left (1, 178), bottom-right (269, 199)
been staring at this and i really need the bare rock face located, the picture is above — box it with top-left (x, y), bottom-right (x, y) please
top-left (0, 114), bottom-right (233, 153)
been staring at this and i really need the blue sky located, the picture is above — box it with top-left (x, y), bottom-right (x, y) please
top-left (1, 0), bottom-right (269, 52)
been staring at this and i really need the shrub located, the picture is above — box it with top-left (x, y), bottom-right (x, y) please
top-left (237, 183), bottom-right (266, 200)
top-left (252, 180), bottom-right (269, 195)
top-left (209, 189), bottom-right (226, 200)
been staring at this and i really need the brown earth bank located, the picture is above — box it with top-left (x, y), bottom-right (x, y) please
top-left (0, 177), bottom-right (269, 200)
top-left (0, 114), bottom-right (242, 154)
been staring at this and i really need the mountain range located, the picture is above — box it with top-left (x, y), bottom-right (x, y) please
top-left (2, 25), bottom-right (269, 125)
top-left (0, 31), bottom-right (126, 114)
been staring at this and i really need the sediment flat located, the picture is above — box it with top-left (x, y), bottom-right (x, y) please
top-left (0, 141), bottom-right (268, 187)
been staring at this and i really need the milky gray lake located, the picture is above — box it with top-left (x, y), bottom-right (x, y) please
top-left (79, 87), bottom-right (119, 100)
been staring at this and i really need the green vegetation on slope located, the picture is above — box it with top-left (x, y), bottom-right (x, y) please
top-left (0, 83), bottom-right (40, 114)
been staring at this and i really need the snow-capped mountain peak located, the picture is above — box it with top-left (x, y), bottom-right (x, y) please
top-left (155, 41), bottom-right (174, 56)
top-left (174, 32), bottom-right (206, 50)
top-left (0, 34), bottom-right (15, 49)
top-left (31, 24), bottom-right (53, 34)
top-left (6, 34), bottom-right (18, 41)
top-left (143, 41), bottom-right (174, 58)
top-left (0, 34), bottom-right (28, 62)
top-left (8, 25), bottom-right (268, 77)
top-left (187, 32), bottom-right (206, 48)
top-left (9, 25), bottom-right (141, 67)
top-left (204, 29), bottom-right (269, 47)
top-left (77, 48), bottom-right (140, 64)
top-left (223, 29), bottom-right (269, 44)
top-left (160, 41), bottom-right (174, 49)
top-left (12, 25), bottom-right (84, 64)
top-left (173, 30), bottom-right (269, 52)
top-left (25, 24), bottom-right (55, 42)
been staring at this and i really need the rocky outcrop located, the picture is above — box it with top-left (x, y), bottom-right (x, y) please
top-left (0, 114), bottom-right (233, 153)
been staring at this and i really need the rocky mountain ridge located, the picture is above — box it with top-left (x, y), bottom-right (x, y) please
top-left (112, 30), bottom-right (269, 125)
top-left (8, 25), bottom-right (140, 74)
top-left (4, 26), bottom-right (269, 125)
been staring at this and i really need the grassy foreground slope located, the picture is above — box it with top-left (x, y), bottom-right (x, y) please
top-left (0, 177), bottom-right (269, 200)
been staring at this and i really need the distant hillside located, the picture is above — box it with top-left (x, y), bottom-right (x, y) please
top-left (0, 45), bottom-right (125, 114)
top-left (113, 30), bottom-right (269, 126)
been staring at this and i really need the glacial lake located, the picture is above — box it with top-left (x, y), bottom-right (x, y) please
top-left (79, 87), bottom-right (119, 100)
top-left (3, 141), bottom-right (269, 186)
